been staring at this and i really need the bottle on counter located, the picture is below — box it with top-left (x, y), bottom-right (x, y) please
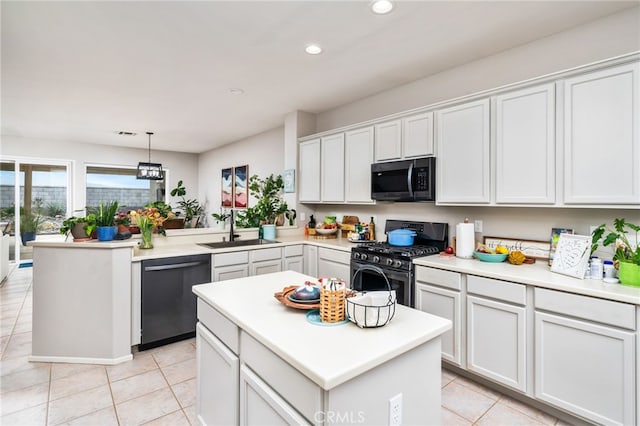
top-left (590, 258), bottom-right (603, 280)
top-left (603, 260), bottom-right (615, 279)
top-left (369, 216), bottom-right (375, 241)
top-left (308, 215), bottom-right (316, 229)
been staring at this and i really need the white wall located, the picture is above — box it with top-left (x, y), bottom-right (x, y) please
top-left (315, 6), bottom-right (640, 132)
top-left (198, 126), bottom-right (285, 226)
top-left (0, 135), bottom-right (199, 213)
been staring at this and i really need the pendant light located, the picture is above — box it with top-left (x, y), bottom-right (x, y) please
top-left (136, 132), bottom-right (164, 180)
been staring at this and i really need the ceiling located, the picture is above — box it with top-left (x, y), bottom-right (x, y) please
top-left (2, 1), bottom-right (637, 154)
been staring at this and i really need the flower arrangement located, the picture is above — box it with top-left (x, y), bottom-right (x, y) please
top-left (129, 207), bottom-right (174, 249)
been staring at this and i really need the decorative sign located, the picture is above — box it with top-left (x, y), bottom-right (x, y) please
top-left (550, 234), bottom-right (591, 279)
top-left (549, 227), bottom-right (574, 266)
top-left (234, 165), bottom-right (248, 209)
top-left (221, 168), bottom-right (233, 207)
top-left (483, 237), bottom-right (550, 259)
top-left (283, 169), bottom-right (295, 193)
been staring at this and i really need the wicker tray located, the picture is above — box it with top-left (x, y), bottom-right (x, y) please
top-left (274, 285), bottom-right (320, 310)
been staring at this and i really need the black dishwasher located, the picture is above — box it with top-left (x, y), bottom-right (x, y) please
top-left (140, 254), bottom-right (211, 350)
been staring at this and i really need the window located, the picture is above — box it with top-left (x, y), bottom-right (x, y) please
top-left (85, 165), bottom-right (165, 211)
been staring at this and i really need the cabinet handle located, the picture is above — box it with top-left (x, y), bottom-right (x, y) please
top-left (144, 261), bottom-right (207, 272)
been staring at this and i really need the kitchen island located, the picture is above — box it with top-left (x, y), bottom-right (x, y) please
top-left (192, 270), bottom-right (451, 425)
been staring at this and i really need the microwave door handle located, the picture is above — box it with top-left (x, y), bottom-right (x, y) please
top-left (407, 162), bottom-right (414, 197)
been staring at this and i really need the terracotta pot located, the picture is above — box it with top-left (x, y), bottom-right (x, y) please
top-left (163, 218), bottom-right (185, 229)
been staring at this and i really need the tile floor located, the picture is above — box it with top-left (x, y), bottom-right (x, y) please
top-left (1, 266), bottom-right (571, 425)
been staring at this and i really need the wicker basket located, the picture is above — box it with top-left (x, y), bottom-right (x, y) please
top-left (319, 279), bottom-right (347, 323)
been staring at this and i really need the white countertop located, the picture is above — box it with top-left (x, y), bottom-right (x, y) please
top-left (192, 270), bottom-right (451, 390)
top-left (414, 255), bottom-right (640, 305)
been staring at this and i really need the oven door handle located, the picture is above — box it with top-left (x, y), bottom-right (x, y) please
top-left (352, 265), bottom-right (392, 290)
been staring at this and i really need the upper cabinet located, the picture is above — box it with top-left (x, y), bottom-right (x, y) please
top-left (374, 112), bottom-right (434, 162)
top-left (436, 99), bottom-right (491, 204)
top-left (345, 127), bottom-right (375, 204)
top-left (320, 133), bottom-right (345, 203)
top-left (563, 62), bottom-right (639, 205)
top-left (298, 139), bottom-right (321, 203)
top-left (495, 83), bottom-right (556, 204)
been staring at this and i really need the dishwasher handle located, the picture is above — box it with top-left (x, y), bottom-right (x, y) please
top-left (144, 261), bottom-right (208, 272)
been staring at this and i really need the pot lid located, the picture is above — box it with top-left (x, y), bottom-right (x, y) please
top-left (387, 229), bottom-right (417, 236)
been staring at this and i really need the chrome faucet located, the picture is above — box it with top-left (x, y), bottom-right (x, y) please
top-left (229, 209), bottom-right (239, 242)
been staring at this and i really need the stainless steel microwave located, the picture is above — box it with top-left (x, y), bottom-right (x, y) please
top-left (371, 157), bottom-right (435, 201)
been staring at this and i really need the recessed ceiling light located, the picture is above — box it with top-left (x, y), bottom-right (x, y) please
top-left (305, 44), bottom-right (323, 55)
top-left (371, 0), bottom-right (394, 14)
top-left (229, 88), bottom-right (244, 95)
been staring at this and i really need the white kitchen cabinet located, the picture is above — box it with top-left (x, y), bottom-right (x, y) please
top-left (196, 323), bottom-right (239, 426)
top-left (415, 266), bottom-right (463, 366)
top-left (466, 276), bottom-right (527, 392)
top-left (213, 251), bottom-right (250, 281)
top-left (303, 245), bottom-right (318, 277)
top-left (436, 98), bottom-right (491, 204)
top-left (320, 133), bottom-right (345, 203)
top-left (250, 247), bottom-right (283, 276)
top-left (403, 111), bottom-right (434, 158)
top-left (534, 288), bottom-right (636, 426)
top-left (374, 119), bottom-right (402, 161)
top-left (563, 62), bottom-right (639, 205)
top-left (317, 247), bottom-right (351, 286)
top-left (215, 264), bottom-right (250, 281)
top-left (283, 245), bottom-right (303, 273)
top-left (239, 364), bottom-right (310, 425)
top-left (298, 139), bottom-right (321, 203)
top-left (345, 127), bottom-right (374, 203)
top-left (495, 84), bottom-right (555, 204)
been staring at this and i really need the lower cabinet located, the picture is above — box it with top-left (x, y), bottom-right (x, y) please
top-left (317, 247), bottom-right (351, 286)
top-left (215, 264), bottom-right (249, 281)
top-left (239, 364), bottom-right (310, 425)
top-left (303, 245), bottom-right (318, 277)
top-left (196, 322), bottom-right (239, 426)
top-left (534, 288), bottom-right (636, 426)
top-left (283, 245), bottom-right (304, 274)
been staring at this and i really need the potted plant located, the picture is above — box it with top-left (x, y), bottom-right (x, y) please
top-left (247, 174), bottom-right (288, 239)
top-left (170, 180), bottom-right (204, 228)
top-left (93, 200), bottom-right (119, 241)
top-left (211, 208), bottom-right (230, 230)
top-left (20, 212), bottom-right (43, 246)
top-left (146, 201), bottom-right (181, 229)
top-left (59, 214), bottom-right (97, 242)
top-left (592, 218), bottom-right (640, 286)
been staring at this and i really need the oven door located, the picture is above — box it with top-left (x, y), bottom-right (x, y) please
top-left (350, 261), bottom-right (413, 307)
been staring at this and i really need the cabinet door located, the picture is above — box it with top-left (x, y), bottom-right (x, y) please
top-left (303, 245), bottom-right (318, 277)
top-left (251, 259), bottom-right (282, 276)
top-left (239, 364), bottom-right (310, 425)
top-left (374, 119), bottom-right (402, 161)
top-left (317, 259), bottom-right (350, 287)
top-left (467, 296), bottom-right (526, 392)
top-left (535, 311), bottom-right (635, 425)
top-left (495, 84), bottom-right (555, 204)
top-left (298, 139), bottom-right (321, 202)
top-left (415, 282), bottom-right (461, 366)
top-left (563, 62), bottom-right (639, 204)
top-left (214, 264), bottom-right (249, 281)
top-left (196, 323), bottom-right (239, 426)
top-left (320, 133), bottom-right (345, 202)
top-left (403, 112), bottom-right (434, 158)
top-left (436, 99), bottom-right (491, 204)
top-left (345, 127), bottom-right (374, 203)
top-left (283, 257), bottom-right (303, 274)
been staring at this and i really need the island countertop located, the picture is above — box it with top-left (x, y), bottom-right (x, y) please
top-left (192, 270), bottom-right (451, 390)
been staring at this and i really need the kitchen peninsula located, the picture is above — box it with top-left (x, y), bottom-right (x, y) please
top-left (192, 270), bottom-right (452, 425)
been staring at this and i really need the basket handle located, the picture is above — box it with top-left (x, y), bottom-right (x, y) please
top-left (351, 264), bottom-right (394, 299)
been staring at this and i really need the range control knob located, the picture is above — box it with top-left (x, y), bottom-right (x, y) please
top-left (353, 252), bottom-right (360, 260)
top-left (386, 258), bottom-right (394, 266)
top-left (361, 254), bottom-right (368, 261)
top-left (372, 255), bottom-right (380, 263)
top-left (394, 260), bottom-right (403, 268)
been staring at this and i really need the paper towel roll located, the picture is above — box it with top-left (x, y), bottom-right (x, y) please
top-left (456, 223), bottom-right (475, 258)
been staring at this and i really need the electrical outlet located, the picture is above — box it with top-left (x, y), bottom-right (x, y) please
top-left (474, 220), bottom-right (483, 233)
top-left (300, 212), bottom-right (306, 222)
top-left (388, 393), bottom-right (402, 426)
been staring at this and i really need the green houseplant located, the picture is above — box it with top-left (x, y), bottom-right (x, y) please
top-left (20, 212), bottom-right (43, 245)
top-left (92, 200), bottom-right (119, 241)
top-left (248, 174), bottom-right (288, 225)
top-left (170, 180), bottom-right (204, 228)
top-left (211, 208), bottom-right (230, 229)
top-left (59, 214), bottom-right (97, 241)
top-left (592, 218), bottom-right (640, 286)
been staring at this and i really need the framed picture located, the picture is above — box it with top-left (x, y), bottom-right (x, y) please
top-left (549, 228), bottom-right (574, 266)
top-left (283, 169), bottom-right (295, 193)
top-left (234, 165), bottom-right (248, 208)
top-left (483, 236), bottom-right (550, 259)
top-left (221, 168), bottom-right (233, 207)
top-left (550, 233), bottom-right (591, 279)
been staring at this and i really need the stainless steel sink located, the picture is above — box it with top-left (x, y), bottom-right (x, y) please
top-left (198, 239), bottom-right (280, 249)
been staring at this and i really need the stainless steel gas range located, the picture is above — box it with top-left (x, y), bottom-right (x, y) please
top-left (350, 220), bottom-right (448, 307)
